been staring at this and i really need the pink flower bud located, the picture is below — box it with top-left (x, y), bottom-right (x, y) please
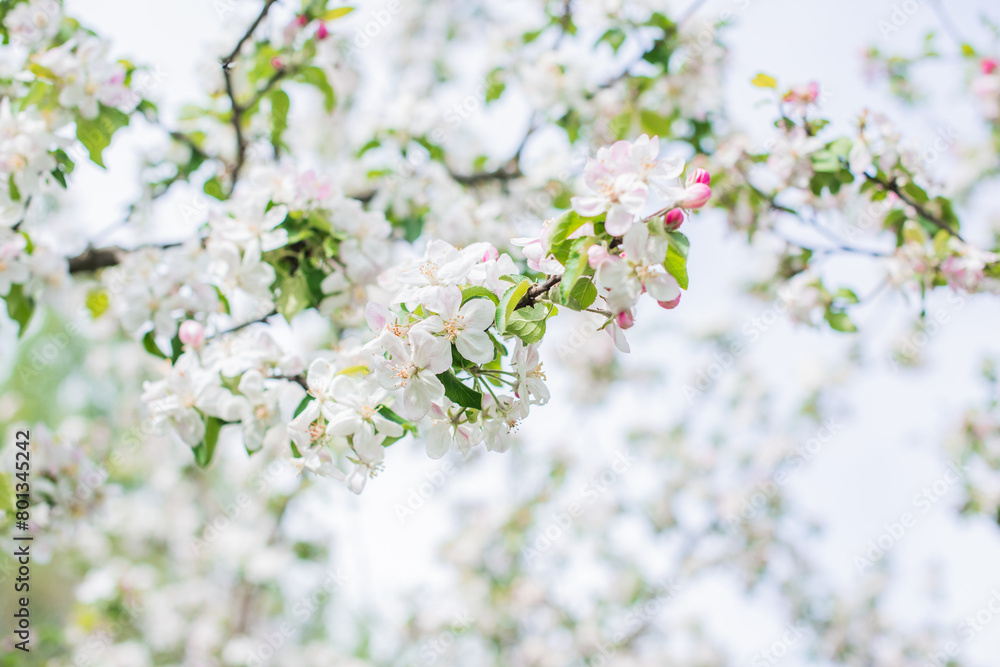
top-left (316, 23), bottom-right (329, 39)
top-left (982, 58), bottom-right (999, 75)
top-left (616, 310), bottom-right (634, 329)
top-left (663, 208), bottom-right (684, 231)
top-left (296, 14), bottom-right (310, 26)
top-left (588, 244), bottom-right (610, 269)
top-left (679, 183), bottom-right (712, 209)
top-left (179, 320), bottom-right (206, 349)
top-left (481, 245), bottom-right (499, 262)
top-left (686, 168), bottom-right (711, 187)
top-left (271, 57), bottom-right (284, 70)
top-left (657, 295), bottom-right (681, 310)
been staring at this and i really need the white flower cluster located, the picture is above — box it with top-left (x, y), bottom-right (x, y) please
top-left (288, 239), bottom-right (549, 493)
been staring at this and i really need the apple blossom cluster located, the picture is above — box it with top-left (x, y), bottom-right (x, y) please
top-left (130, 135), bottom-right (711, 493)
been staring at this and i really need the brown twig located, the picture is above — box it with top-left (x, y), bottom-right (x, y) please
top-left (866, 174), bottom-right (964, 241)
top-left (517, 275), bottom-right (562, 309)
top-left (221, 0), bottom-right (281, 193)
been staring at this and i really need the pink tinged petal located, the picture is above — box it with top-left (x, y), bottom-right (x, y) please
top-left (538, 256), bottom-right (565, 275)
top-left (686, 168), bottom-right (711, 186)
top-left (607, 323), bottom-right (630, 353)
top-left (572, 195), bottom-right (609, 217)
top-left (426, 422), bottom-right (451, 459)
top-left (617, 310), bottom-right (634, 329)
top-left (616, 175), bottom-right (649, 213)
top-left (456, 330), bottom-right (494, 364)
top-left (379, 329), bottom-right (410, 360)
top-left (433, 285), bottom-right (463, 320)
top-left (178, 320), bottom-right (205, 348)
top-left (658, 294), bottom-right (682, 309)
top-left (588, 245), bottom-right (610, 269)
top-left (596, 256), bottom-right (629, 289)
top-left (604, 205), bottom-right (635, 236)
top-left (403, 373), bottom-right (444, 420)
top-left (679, 183), bottom-right (712, 209)
top-left (622, 224), bottom-right (648, 260)
top-left (646, 272), bottom-right (681, 302)
top-left (664, 208), bottom-right (684, 231)
top-left (459, 298), bottom-right (495, 330)
top-left (366, 302), bottom-right (389, 332)
top-left (583, 159), bottom-right (612, 190)
top-left (454, 424), bottom-right (480, 455)
top-left (410, 328), bottom-right (451, 374)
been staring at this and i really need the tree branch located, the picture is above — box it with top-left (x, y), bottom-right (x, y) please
top-left (67, 247), bottom-right (124, 273)
top-left (866, 174), bottom-right (964, 241)
top-left (221, 0), bottom-right (280, 193)
top-left (517, 275), bottom-right (561, 309)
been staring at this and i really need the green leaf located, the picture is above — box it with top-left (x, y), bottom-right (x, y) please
top-left (0, 472), bottom-right (14, 516)
top-left (276, 272), bottom-right (312, 321)
top-left (436, 371), bottom-right (484, 410)
top-left (5, 284), bottom-right (34, 338)
top-left (485, 67), bottom-right (505, 102)
top-left (8, 174), bottom-right (20, 202)
top-left (496, 280), bottom-right (531, 333)
top-left (504, 306), bottom-right (549, 344)
top-left (557, 109), bottom-right (581, 143)
top-left (204, 175), bottom-right (226, 200)
top-left (142, 331), bottom-right (167, 359)
top-left (296, 66), bottom-right (336, 112)
top-left (566, 277), bottom-right (597, 311)
top-left (74, 105), bottom-right (130, 168)
top-left (599, 27), bottom-right (627, 52)
top-left (640, 110), bottom-right (672, 137)
top-left (664, 244), bottom-right (688, 290)
top-left (751, 73), bottom-right (777, 88)
top-left (461, 285), bottom-right (499, 306)
top-left (557, 236), bottom-right (593, 304)
top-left (834, 288), bottom-right (860, 304)
top-left (50, 168), bottom-right (67, 188)
top-left (320, 6), bottom-right (354, 20)
top-left (903, 181), bottom-right (929, 204)
top-left (269, 89), bottom-right (290, 150)
top-left (825, 310), bottom-right (858, 333)
top-left (549, 209), bottom-right (592, 246)
top-left (193, 416), bottom-right (223, 468)
top-left (85, 288), bottom-right (110, 318)
top-left (666, 230), bottom-right (690, 258)
top-left (293, 395), bottom-right (313, 419)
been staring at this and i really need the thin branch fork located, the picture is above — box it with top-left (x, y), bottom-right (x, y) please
top-left (221, 0), bottom-right (281, 192)
top-left (866, 174), bottom-right (964, 242)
